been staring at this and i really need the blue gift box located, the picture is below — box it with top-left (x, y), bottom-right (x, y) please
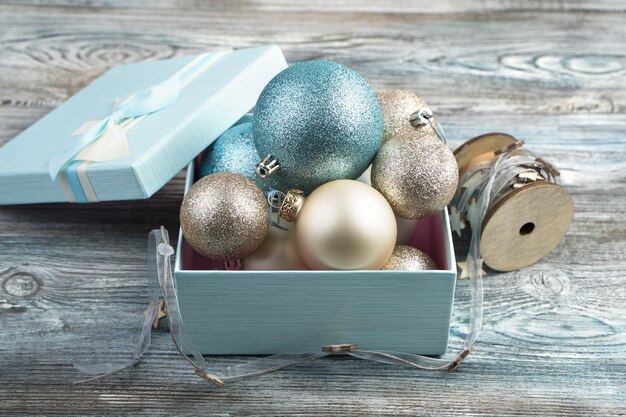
top-left (0, 45), bottom-right (287, 204)
top-left (173, 160), bottom-right (458, 355)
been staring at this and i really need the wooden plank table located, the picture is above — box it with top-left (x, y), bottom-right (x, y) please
top-left (1, 1), bottom-right (624, 415)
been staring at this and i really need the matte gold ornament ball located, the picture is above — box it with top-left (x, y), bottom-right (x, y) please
top-left (381, 245), bottom-right (437, 271)
top-left (242, 223), bottom-right (308, 270)
top-left (293, 180), bottom-right (397, 270)
top-left (371, 131), bottom-right (459, 220)
top-left (377, 90), bottom-right (437, 143)
top-left (180, 172), bottom-right (269, 261)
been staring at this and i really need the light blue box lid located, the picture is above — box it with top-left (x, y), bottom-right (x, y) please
top-left (0, 45), bottom-right (287, 204)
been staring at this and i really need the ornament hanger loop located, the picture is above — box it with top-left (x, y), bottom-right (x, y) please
top-left (267, 189), bottom-right (291, 230)
top-left (267, 189), bottom-right (286, 209)
top-left (409, 106), bottom-right (447, 143)
top-left (409, 106), bottom-right (434, 128)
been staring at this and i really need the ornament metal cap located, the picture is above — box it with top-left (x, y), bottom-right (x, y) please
top-left (409, 106), bottom-right (447, 143)
top-left (409, 106), bottom-right (434, 128)
top-left (256, 154), bottom-right (281, 178)
top-left (279, 189), bottom-right (305, 222)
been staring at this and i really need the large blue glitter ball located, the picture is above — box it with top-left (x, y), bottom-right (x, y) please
top-left (253, 60), bottom-right (383, 194)
top-left (199, 122), bottom-right (280, 193)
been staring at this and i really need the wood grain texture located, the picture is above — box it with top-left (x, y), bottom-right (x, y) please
top-left (481, 181), bottom-right (575, 271)
top-left (0, 1), bottom-right (625, 416)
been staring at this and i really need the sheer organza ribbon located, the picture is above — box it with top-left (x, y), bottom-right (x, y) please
top-left (74, 226), bottom-right (472, 386)
top-left (74, 143), bottom-right (559, 386)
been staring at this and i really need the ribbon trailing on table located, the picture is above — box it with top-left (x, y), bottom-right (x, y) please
top-left (50, 51), bottom-right (230, 203)
top-left (74, 227), bottom-right (327, 385)
top-left (75, 220), bottom-right (472, 386)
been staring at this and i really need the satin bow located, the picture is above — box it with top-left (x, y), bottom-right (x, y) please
top-left (48, 76), bottom-right (182, 180)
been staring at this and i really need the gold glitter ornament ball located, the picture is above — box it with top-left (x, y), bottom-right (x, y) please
top-left (180, 172), bottom-right (269, 261)
top-left (377, 90), bottom-right (437, 143)
top-left (381, 245), bottom-right (437, 271)
top-left (371, 132), bottom-right (459, 220)
top-left (294, 180), bottom-right (397, 270)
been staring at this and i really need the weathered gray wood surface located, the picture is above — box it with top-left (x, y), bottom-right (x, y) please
top-left (0, 1), bottom-right (625, 415)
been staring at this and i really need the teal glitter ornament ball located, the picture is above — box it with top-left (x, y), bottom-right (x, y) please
top-left (199, 122), bottom-right (281, 192)
top-left (253, 60), bottom-right (383, 194)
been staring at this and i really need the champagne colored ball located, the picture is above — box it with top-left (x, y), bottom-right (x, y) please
top-left (199, 123), bottom-right (282, 193)
top-left (253, 61), bottom-right (383, 194)
top-left (295, 180), bottom-right (397, 270)
top-left (242, 223), bottom-right (308, 271)
top-left (377, 90), bottom-right (437, 144)
top-left (381, 245), bottom-right (437, 271)
top-left (180, 172), bottom-right (269, 261)
top-left (371, 132), bottom-right (458, 220)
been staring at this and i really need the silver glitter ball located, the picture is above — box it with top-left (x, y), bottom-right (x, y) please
top-left (253, 60), bottom-right (383, 194)
top-left (180, 172), bottom-right (269, 261)
top-left (371, 131), bottom-right (459, 220)
top-left (381, 245), bottom-right (437, 271)
top-left (377, 90), bottom-right (437, 144)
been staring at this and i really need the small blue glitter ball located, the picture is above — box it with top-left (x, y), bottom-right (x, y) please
top-left (253, 60), bottom-right (383, 194)
top-left (199, 122), bottom-right (281, 193)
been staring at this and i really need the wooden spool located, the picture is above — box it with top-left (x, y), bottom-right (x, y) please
top-left (453, 133), bottom-right (574, 272)
top-left (454, 132), bottom-right (518, 178)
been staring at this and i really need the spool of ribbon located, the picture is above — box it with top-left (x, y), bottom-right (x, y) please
top-left (50, 51), bottom-right (230, 203)
top-left (450, 133), bottom-right (573, 272)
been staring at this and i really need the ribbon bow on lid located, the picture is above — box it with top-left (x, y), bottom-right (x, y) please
top-left (48, 76), bottom-right (181, 181)
top-left (48, 52), bottom-right (228, 181)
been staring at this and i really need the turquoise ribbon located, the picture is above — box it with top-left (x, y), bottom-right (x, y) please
top-left (49, 75), bottom-right (182, 181)
top-left (64, 160), bottom-right (89, 202)
top-left (48, 52), bottom-right (229, 203)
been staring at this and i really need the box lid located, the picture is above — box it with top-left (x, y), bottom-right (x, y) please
top-left (0, 45), bottom-right (287, 204)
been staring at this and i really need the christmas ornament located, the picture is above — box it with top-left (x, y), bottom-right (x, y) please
top-left (371, 132), bottom-right (458, 219)
top-left (377, 90), bottom-right (438, 143)
top-left (198, 123), bottom-right (281, 192)
top-left (180, 172), bottom-right (268, 261)
top-left (381, 245), bottom-right (437, 271)
top-left (254, 60), bottom-right (383, 194)
top-left (353, 165), bottom-right (419, 245)
top-left (242, 223), bottom-right (308, 270)
top-left (279, 180), bottom-right (396, 270)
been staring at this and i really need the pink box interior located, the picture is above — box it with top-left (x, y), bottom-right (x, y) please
top-left (181, 155), bottom-right (449, 271)
top-left (182, 214), bottom-right (448, 271)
